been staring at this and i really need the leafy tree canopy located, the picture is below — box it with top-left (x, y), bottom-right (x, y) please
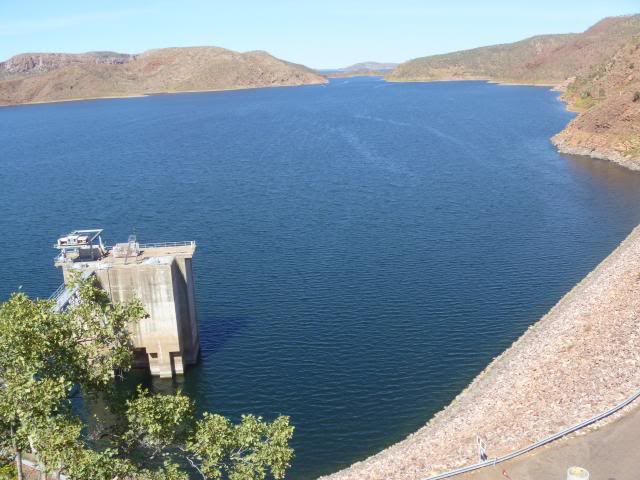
top-left (0, 278), bottom-right (294, 479)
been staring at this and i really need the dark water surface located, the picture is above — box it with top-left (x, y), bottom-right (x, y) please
top-left (2, 78), bottom-right (640, 478)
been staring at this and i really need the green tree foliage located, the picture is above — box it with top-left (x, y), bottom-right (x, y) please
top-left (62, 279), bottom-right (146, 387)
top-left (188, 413), bottom-right (294, 480)
top-left (125, 386), bottom-right (194, 453)
top-left (0, 278), bottom-right (146, 479)
top-left (0, 279), bottom-right (294, 479)
top-left (0, 462), bottom-right (16, 480)
top-left (122, 387), bottom-right (294, 480)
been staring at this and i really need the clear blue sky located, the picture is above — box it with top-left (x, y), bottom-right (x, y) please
top-left (0, 1), bottom-right (638, 69)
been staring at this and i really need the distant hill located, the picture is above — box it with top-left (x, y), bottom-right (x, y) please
top-left (388, 15), bottom-right (640, 84)
top-left (0, 47), bottom-right (327, 106)
top-left (387, 14), bottom-right (640, 169)
top-left (322, 61), bottom-right (399, 78)
top-left (342, 62), bottom-right (399, 73)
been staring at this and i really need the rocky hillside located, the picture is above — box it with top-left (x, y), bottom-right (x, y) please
top-left (0, 52), bottom-right (132, 77)
top-left (0, 47), bottom-right (327, 105)
top-left (552, 36), bottom-right (640, 169)
top-left (388, 15), bottom-right (640, 84)
top-left (387, 14), bottom-right (640, 169)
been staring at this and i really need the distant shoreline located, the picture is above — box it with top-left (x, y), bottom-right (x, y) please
top-left (0, 80), bottom-right (327, 108)
top-left (5, 75), bottom-right (636, 175)
top-left (385, 76), bottom-right (560, 87)
top-left (322, 72), bottom-right (388, 79)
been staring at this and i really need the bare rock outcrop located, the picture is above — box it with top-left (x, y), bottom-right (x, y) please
top-left (0, 52), bottom-right (132, 76)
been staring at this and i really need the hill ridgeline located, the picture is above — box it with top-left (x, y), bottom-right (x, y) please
top-left (0, 47), bottom-right (327, 105)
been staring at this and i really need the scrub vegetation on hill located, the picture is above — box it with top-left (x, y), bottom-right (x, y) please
top-left (387, 15), bottom-right (640, 84)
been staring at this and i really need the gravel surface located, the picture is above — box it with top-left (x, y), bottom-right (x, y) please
top-left (321, 225), bottom-right (640, 480)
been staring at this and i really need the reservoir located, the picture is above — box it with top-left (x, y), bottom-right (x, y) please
top-left (1, 77), bottom-right (640, 478)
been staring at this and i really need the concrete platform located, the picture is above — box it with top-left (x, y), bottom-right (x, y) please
top-left (98, 243), bottom-right (196, 266)
top-left (56, 236), bottom-right (200, 378)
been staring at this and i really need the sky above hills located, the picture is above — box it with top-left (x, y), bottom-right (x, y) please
top-left (1, 0), bottom-right (638, 69)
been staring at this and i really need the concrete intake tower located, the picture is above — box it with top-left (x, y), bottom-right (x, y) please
top-left (53, 229), bottom-right (199, 378)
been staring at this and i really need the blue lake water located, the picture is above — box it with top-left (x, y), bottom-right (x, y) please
top-left (2, 77), bottom-right (640, 478)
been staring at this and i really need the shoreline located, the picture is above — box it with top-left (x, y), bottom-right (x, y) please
top-left (384, 77), bottom-right (561, 88)
top-left (5, 75), bottom-right (635, 175)
top-left (387, 76), bottom-right (640, 172)
top-left (4, 75), bottom-right (635, 175)
top-left (0, 79), bottom-right (327, 108)
top-left (551, 137), bottom-right (640, 172)
top-left (322, 220), bottom-right (640, 480)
